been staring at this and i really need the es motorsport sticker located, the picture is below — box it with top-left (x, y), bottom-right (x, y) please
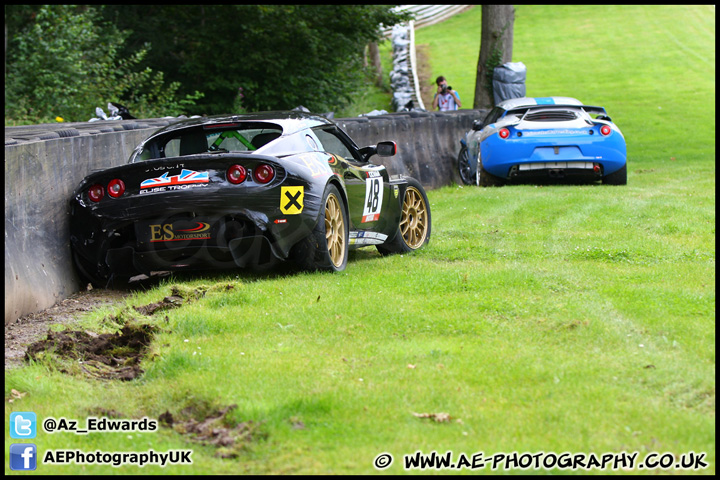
top-left (148, 221), bottom-right (211, 242)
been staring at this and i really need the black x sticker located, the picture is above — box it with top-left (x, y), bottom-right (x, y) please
top-left (285, 190), bottom-right (301, 210)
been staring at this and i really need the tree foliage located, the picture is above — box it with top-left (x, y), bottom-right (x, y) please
top-left (101, 5), bottom-right (409, 114)
top-left (4, 5), bottom-right (408, 124)
top-left (4, 5), bottom-right (203, 124)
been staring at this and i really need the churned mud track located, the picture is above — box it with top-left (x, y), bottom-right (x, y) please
top-left (6, 282), bottom-right (263, 455)
top-left (5, 288), bottom-right (132, 370)
top-left (24, 323), bottom-right (160, 380)
top-left (5, 284), bottom-right (206, 376)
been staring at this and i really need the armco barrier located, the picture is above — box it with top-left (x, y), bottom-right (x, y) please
top-left (4, 109), bottom-right (486, 324)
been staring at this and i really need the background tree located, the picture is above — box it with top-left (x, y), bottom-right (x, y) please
top-left (5, 5), bottom-right (408, 124)
top-left (4, 5), bottom-right (202, 124)
top-left (473, 5), bottom-right (515, 109)
top-left (367, 42), bottom-right (384, 88)
top-left (101, 5), bottom-right (409, 114)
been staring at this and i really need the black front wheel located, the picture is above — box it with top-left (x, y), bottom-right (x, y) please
top-left (457, 145), bottom-right (474, 185)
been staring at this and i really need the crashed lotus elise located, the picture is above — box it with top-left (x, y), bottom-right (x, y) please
top-left (70, 111), bottom-right (431, 284)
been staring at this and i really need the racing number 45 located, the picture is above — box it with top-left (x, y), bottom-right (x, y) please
top-left (362, 175), bottom-right (383, 223)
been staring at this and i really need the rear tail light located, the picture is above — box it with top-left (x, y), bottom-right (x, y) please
top-left (253, 164), bottom-right (275, 184)
top-left (88, 184), bottom-right (104, 202)
top-left (498, 128), bottom-right (510, 139)
top-left (227, 164), bottom-right (247, 184)
top-left (600, 125), bottom-right (612, 136)
top-left (107, 179), bottom-right (125, 198)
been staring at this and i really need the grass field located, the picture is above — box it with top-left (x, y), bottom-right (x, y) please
top-left (5, 5), bottom-right (715, 475)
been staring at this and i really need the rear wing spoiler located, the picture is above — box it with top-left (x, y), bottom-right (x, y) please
top-left (580, 105), bottom-right (610, 118)
top-left (505, 104), bottom-right (611, 121)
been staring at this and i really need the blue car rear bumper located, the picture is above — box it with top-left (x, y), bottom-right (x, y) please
top-left (480, 128), bottom-right (627, 180)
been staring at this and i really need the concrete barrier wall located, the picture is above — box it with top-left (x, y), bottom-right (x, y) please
top-left (4, 109), bottom-right (486, 324)
top-left (336, 110), bottom-right (484, 189)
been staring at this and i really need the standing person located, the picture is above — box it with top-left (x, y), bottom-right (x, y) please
top-left (432, 76), bottom-right (461, 111)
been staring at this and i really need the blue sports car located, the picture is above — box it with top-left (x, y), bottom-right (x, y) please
top-left (458, 97), bottom-right (627, 186)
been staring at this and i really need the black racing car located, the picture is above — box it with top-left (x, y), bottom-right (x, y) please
top-left (69, 111), bottom-right (431, 283)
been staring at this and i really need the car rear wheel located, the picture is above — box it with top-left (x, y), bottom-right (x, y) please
top-left (602, 164), bottom-right (627, 185)
top-left (72, 250), bottom-right (107, 287)
top-left (293, 184), bottom-right (349, 272)
top-left (377, 178), bottom-right (431, 255)
top-left (457, 145), bottom-right (474, 185)
top-left (476, 158), bottom-right (505, 187)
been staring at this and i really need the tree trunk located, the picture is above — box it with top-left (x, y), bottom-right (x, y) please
top-left (367, 42), bottom-right (383, 87)
top-left (473, 5), bottom-right (515, 109)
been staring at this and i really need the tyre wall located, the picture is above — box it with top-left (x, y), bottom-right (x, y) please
top-left (4, 109), bottom-right (486, 324)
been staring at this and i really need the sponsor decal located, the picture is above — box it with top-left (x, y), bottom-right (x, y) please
top-left (362, 171), bottom-right (383, 223)
top-left (148, 222), bottom-right (211, 242)
top-left (520, 129), bottom-right (585, 137)
top-left (280, 186), bottom-right (304, 214)
top-left (140, 169), bottom-right (209, 193)
top-left (144, 163), bottom-right (185, 173)
top-left (349, 231), bottom-right (388, 246)
top-left (299, 154), bottom-right (332, 178)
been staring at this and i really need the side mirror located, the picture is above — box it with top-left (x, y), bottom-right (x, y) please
top-left (472, 120), bottom-right (484, 131)
top-left (360, 141), bottom-right (397, 162)
top-left (376, 141), bottom-right (397, 157)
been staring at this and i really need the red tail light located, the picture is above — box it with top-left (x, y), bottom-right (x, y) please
top-left (107, 179), bottom-right (125, 198)
top-left (600, 125), bottom-right (612, 136)
top-left (88, 184), bottom-right (104, 202)
top-left (498, 128), bottom-right (510, 139)
top-left (227, 164), bottom-right (247, 184)
top-left (253, 164), bottom-right (275, 184)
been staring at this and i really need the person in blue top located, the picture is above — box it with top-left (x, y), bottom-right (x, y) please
top-left (432, 76), bottom-right (461, 111)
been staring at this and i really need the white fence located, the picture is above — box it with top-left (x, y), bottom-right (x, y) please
top-left (385, 5), bottom-right (474, 111)
top-left (383, 5), bottom-right (473, 35)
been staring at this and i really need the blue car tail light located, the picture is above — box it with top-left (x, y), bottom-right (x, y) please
top-left (600, 125), bottom-right (612, 136)
top-left (499, 128), bottom-right (510, 139)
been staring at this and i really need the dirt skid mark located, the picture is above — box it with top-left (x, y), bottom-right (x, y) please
top-left (133, 285), bottom-right (207, 316)
top-left (159, 405), bottom-right (265, 458)
top-left (6, 289), bottom-right (130, 370)
top-left (24, 323), bottom-right (158, 381)
top-left (133, 296), bottom-right (184, 316)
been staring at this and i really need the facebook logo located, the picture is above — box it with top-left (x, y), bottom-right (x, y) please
top-left (10, 412), bottom-right (37, 438)
top-left (10, 444), bottom-right (37, 470)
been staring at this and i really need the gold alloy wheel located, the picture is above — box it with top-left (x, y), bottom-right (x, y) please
top-left (324, 193), bottom-right (346, 267)
top-left (400, 186), bottom-right (428, 249)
